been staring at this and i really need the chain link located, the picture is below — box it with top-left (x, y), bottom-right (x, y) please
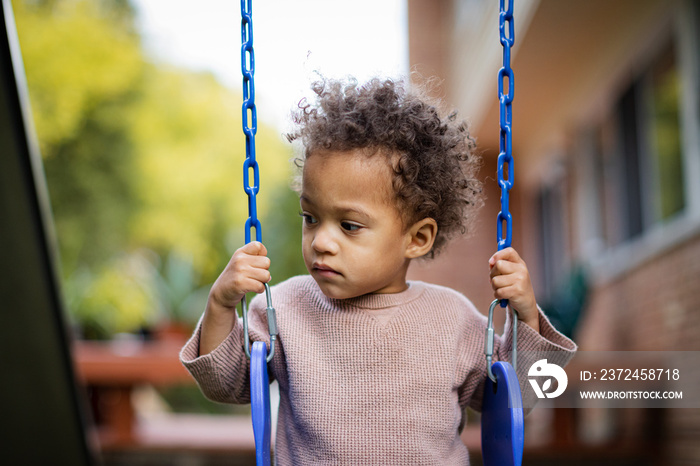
top-left (497, 0), bottom-right (514, 253)
top-left (241, 0), bottom-right (260, 243)
top-left (496, 0), bottom-right (515, 313)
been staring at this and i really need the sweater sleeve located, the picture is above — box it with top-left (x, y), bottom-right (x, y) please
top-left (179, 292), bottom-right (275, 405)
top-left (465, 305), bottom-right (577, 413)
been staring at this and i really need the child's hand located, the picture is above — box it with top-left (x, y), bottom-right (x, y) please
top-left (488, 247), bottom-right (539, 333)
top-left (209, 241), bottom-right (272, 311)
top-left (199, 242), bottom-right (271, 356)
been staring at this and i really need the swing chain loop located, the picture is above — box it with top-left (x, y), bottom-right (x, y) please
top-left (496, 0), bottom-right (515, 307)
top-left (240, 0), bottom-right (276, 361)
top-left (484, 299), bottom-right (519, 383)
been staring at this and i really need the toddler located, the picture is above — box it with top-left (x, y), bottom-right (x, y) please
top-left (181, 77), bottom-right (577, 465)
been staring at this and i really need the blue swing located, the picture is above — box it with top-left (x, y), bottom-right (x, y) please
top-left (239, 0), bottom-right (277, 464)
top-left (250, 340), bottom-right (272, 466)
top-left (241, 289), bottom-right (276, 466)
top-left (480, 1), bottom-right (525, 465)
top-left (482, 302), bottom-right (524, 466)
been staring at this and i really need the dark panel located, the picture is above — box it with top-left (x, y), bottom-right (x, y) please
top-left (0, 1), bottom-right (94, 464)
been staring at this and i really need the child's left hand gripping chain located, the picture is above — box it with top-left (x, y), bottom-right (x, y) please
top-left (211, 241), bottom-right (272, 310)
top-left (199, 242), bottom-right (271, 356)
top-left (489, 247), bottom-right (540, 333)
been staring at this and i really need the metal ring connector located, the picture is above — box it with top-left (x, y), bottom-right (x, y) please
top-left (242, 282), bottom-right (278, 363)
top-left (484, 299), bottom-right (519, 383)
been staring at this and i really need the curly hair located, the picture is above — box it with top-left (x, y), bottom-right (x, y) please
top-left (287, 77), bottom-right (483, 258)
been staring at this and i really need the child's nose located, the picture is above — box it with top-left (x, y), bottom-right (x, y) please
top-left (311, 224), bottom-right (339, 255)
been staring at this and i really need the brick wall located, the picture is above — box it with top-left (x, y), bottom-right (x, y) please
top-left (574, 232), bottom-right (700, 464)
top-left (577, 232), bottom-right (700, 352)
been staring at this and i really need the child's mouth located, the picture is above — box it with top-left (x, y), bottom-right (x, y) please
top-left (313, 263), bottom-right (340, 278)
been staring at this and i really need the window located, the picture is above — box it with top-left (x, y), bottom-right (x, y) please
top-left (650, 47), bottom-right (684, 220)
top-left (619, 82), bottom-right (645, 240)
top-left (590, 40), bottom-right (685, 248)
top-left (539, 3), bottom-right (700, 287)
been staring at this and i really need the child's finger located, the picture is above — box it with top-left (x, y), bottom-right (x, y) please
top-left (232, 243), bottom-right (271, 274)
top-left (488, 247), bottom-right (522, 268)
top-left (237, 276), bottom-right (270, 294)
top-left (229, 267), bottom-right (271, 294)
top-left (248, 254), bottom-right (272, 271)
top-left (493, 284), bottom-right (518, 301)
top-left (246, 267), bottom-right (272, 286)
top-left (240, 241), bottom-right (268, 257)
top-left (490, 273), bottom-right (515, 290)
top-left (489, 258), bottom-right (520, 278)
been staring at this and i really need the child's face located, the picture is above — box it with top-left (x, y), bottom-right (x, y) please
top-left (300, 150), bottom-right (413, 299)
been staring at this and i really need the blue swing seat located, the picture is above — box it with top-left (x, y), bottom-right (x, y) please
top-left (481, 360), bottom-right (524, 466)
top-left (250, 341), bottom-right (272, 466)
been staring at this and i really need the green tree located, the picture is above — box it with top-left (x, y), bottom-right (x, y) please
top-left (126, 64), bottom-right (293, 281)
top-left (13, 0), bottom-right (142, 157)
top-left (13, 0), bottom-right (145, 272)
top-left (12, 0), bottom-right (300, 337)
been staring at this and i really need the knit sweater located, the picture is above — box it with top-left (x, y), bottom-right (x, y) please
top-left (180, 275), bottom-right (576, 465)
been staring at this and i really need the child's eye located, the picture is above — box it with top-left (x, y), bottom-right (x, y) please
top-left (300, 212), bottom-right (317, 225)
top-left (340, 222), bottom-right (361, 232)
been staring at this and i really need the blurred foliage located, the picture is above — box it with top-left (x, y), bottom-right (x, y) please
top-left (14, 0), bottom-right (144, 274)
top-left (13, 0), bottom-right (143, 158)
top-left (12, 0), bottom-right (302, 339)
top-left (126, 65), bottom-right (290, 280)
top-left (263, 176), bottom-right (308, 283)
top-left (539, 264), bottom-right (588, 339)
top-left (148, 251), bottom-right (212, 327)
top-left (64, 251), bottom-right (158, 339)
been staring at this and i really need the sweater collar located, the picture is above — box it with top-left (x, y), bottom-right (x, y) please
top-left (327, 281), bottom-right (426, 310)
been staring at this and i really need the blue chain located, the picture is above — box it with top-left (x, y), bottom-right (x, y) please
top-left (241, 0), bottom-right (260, 244)
top-left (496, 0), bottom-right (515, 308)
top-left (239, 4), bottom-right (275, 463)
top-left (497, 0), bottom-right (514, 253)
top-left (239, 0), bottom-right (277, 363)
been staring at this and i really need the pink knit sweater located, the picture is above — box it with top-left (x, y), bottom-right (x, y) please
top-left (181, 275), bottom-right (576, 465)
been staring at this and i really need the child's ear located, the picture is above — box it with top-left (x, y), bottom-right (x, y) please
top-left (405, 218), bottom-right (438, 259)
